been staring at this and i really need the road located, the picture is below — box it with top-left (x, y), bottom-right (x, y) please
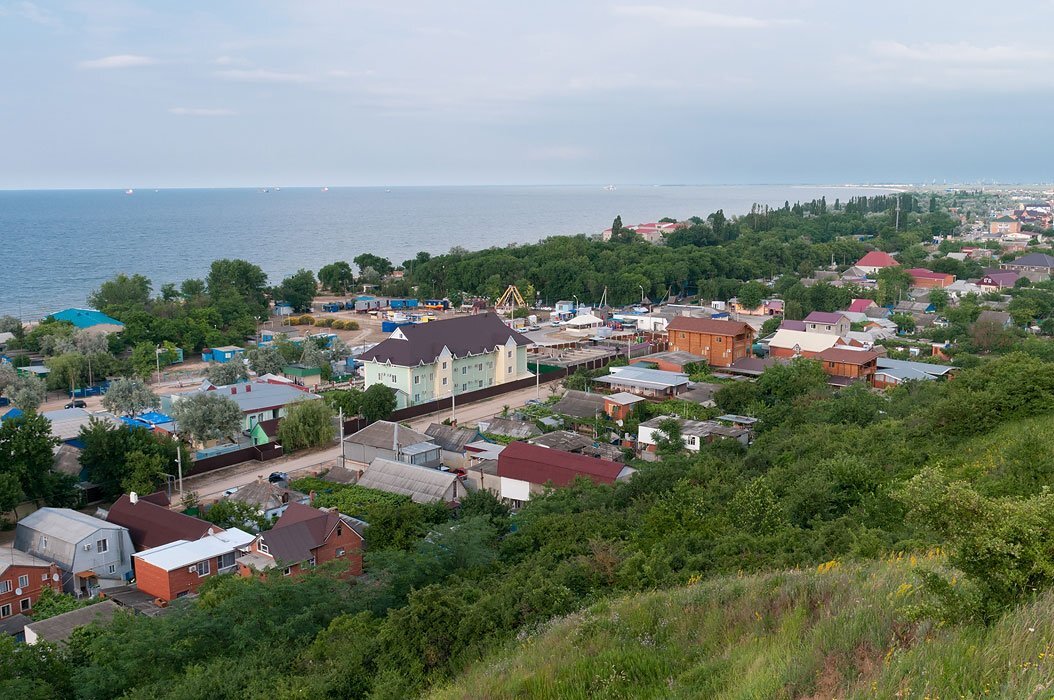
top-left (405, 381), bottom-right (556, 430)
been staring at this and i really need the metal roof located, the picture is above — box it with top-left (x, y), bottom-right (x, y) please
top-left (497, 441), bottom-right (629, 487)
top-left (133, 528), bottom-right (253, 571)
top-left (17, 508), bottom-right (124, 543)
top-left (49, 308), bottom-right (124, 329)
top-left (479, 417), bottom-right (541, 438)
top-left (0, 546), bottom-right (54, 576)
top-left (604, 392), bottom-right (647, 406)
top-left (106, 494), bottom-right (218, 550)
top-left (425, 423), bottom-right (479, 453)
top-left (25, 600), bottom-right (121, 645)
top-left (176, 381), bottom-right (319, 414)
top-left (357, 458), bottom-right (459, 504)
top-left (594, 366), bottom-right (689, 390)
top-left (875, 357), bottom-right (955, 377)
top-left (549, 390), bottom-right (604, 419)
top-left (344, 420), bottom-right (432, 450)
top-left (768, 329), bottom-right (843, 354)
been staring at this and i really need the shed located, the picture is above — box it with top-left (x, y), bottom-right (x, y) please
top-left (357, 458), bottom-right (464, 504)
top-left (24, 600), bottom-right (121, 645)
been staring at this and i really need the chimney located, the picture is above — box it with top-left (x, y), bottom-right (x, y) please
top-left (129, 492), bottom-right (138, 504)
top-left (245, 384), bottom-right (252, 392)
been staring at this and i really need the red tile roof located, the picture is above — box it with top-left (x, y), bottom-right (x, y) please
top-left (497, 441), bottom-right (624, 487)
top-left (847, 299), bottom-right (875, 313)
top-left (106, 494), bottom-right (218, 550)
top-left (855, 251), bottom-right (899, 268)
top-left (907, 268), bottom-right (953, 280)
top-left (667, 316), bottom-right (753, 336)
top-left (817, 348), bottom-right (879, 365)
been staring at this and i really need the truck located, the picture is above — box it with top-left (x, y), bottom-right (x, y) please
top-left (322, 302), bottom-right (343, 313)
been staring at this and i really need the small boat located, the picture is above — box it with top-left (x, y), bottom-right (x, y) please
top-left (603, 184), bottom-right (615, 191)
top-left (124, 189), bottom-right (134, 195)
top-left (321, 186), bottom-right (329, 192)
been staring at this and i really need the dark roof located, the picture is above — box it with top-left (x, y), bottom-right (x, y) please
top-left (359, 313), bottom-right (530, 366)
top-left (25, 600), bottom-right (121, 645)
top-left (780, 320), bottom-right (807, 331)
top-left (804, 311), bottom-right (847, 324)
top-left (1008, 253), bottom-right (1054, 268)
top-left (528, 430), bottom-right (593, 453)
top-left (424, 423), bottom-right (479, 453)
top-left (106, 494), bottom-right (217, 551)
top-left (550, 390), bottom-right (604, 418)
top-left (666, 316), bottom-right (753, 336)
top-left (976, 310), bottom-right (1011, 326)
top-left (481, 417), bottom-right (541, 438)
top-left (817, 348), bottom-right (879, 365)
top-left (344, 420), bottom-right (432, 450)
top-left (261, 503), bottom-right (362, 565)
top-left (255, 418), bottom-right (281, 438)
top-left (0, 613), bottom-right (31, 637)
top-left (497, 441), bottom-right (624, 487)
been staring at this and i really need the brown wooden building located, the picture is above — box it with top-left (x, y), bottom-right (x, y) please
top-left (666, 317), bottom-right (754, 367)
top-left (816, 347), bottom-right (879, 386)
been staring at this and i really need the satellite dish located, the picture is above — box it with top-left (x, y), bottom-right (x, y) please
top-left (14, 587), bottom-right (22, 595)
top-left (52, 573), bottom-right (59, 582)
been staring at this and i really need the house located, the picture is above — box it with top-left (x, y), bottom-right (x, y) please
top-left (549, 390), bottom-right (605, 420)
top-left (907, 268), bottom-right (955, 289)
top-left (48, 308), bottom-right (125, 334)
top-left (250, 418), bottom-right (281, 446)
top-left (495, 441), bottom-right (635, 505)
top-left (132, 528), bottom-right (254, 602)
top-left (105, 492), bottom-right (220, 551)
top-left (593, 366), bottom-right (690, 399)
top-left (630, 350), bottom-right (705, 373)
top-left (528, 430), bottom-right (623, 462)
top-left (24, 600), bottom-right (121, 645)
top-left (162, 380), bottom-right (320, 434)
top-left (847, 299), bottom-right (877, 314)
top-left (41, 407), bottom-right (118, 442)
top-left (803, 311), bottom-right (850, 336)
top-left (0, 547), bottom-right (61, 620)
top-left (894, 301), bottom-right (936, 315)
top-left (816, 348), bottom-right (879, 386)
top-left (1000, 253), bottom-right (1054, 276)
top-left (14, 508), bottom-right (134, 596)
top-left (282, 364), bottom-right (322, 388)
top-left (666, 317), bottom-right (754, 367)
top-left (873, 357), bottom-right (957, 389)
top-left (637, 416), bottom-right (749, 459)
top-left (202, 345), bottom-right (244, 364)
top-left (767, 329), bottom-right (845, 358)
top-left (978, 271), bottom-right (1020, 292)
top-left (990, 215), bottom-right (1021, 235)
top-left (237, 503), bottom-right (365, 577)
top-left (356, 458), bottom-right (465, 504)
top-left (603, 392), bottom-right (647, 422)
top-left (226, 478), bottom-right (311, 522)
top-left (853, 251), bottom-right (900, 275)
top-left (779, 319), bottom-right (807, 331)
top-left (424, 423), bottom-right (482, 469)
top-left (976, 309), bottom-right (1013, 329)
top-left (477, 417), bottom-right (541, 440)
top-left (342, 420), bottom-right (441, 468)
top-left (359, 313), bottom-right (532, 409)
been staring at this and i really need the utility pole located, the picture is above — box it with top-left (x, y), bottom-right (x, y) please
top-left (176, 447), bottom-right (184, 501)
top-left (450, 389), bottom-right (456, 424)
top-left (338, 407), bottom-right (345, 470)
top-left (155, 344), bottom-right (162, 386)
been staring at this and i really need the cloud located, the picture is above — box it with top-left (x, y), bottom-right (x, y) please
top-left (612, 5), bottom-right (799, 29)
top-left (78, 54), bottom-right (158, 70)
top-left (870, 41), bottom-right (1052, 64)
top-left (214, 68), bottom-right (316, 83)
top-left (0, 1), bottom-right (59, 26)
top-left (168, 107), bottom-right (237, 117)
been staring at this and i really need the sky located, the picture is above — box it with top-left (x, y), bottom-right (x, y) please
top-left (1, 1), bottom-right (1052, 189)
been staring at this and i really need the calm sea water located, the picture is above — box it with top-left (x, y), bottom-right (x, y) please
top-left (0, 185), bottom-right (893, 319)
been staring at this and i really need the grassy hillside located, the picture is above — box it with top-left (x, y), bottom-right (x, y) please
top-left (432, 557), bottom-right (1054, 699)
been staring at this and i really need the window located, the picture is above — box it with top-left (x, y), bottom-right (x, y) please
top-left (442, 377), bottom-right (448, 386)
top-left (462, 366), bottom-right (467, 375)
top-left (337, 525), bottom-right (342, 537)
top-left (441, 361), bottom-right (447, 370)
top-left (41, 573), bottom-right (49, 582)
top-left (108, 564), bottom-right (116, 574)
top-left (414, 375), bottom-right (420, 385)
top-left (477, 363), bottom-right (483, 371)
top-left (96, 539), bottom-right (108, 553)
top-left (18, 575), bottom-right (29, 588)
top-left (198, 559), bottom-right (210, 577)
top-left (40, 536), bottom-right (48, 549)
top-left (413, 394), bottom-right (420, 403)
top-left (20, 598), bottom-right (30, 612)
top-left (507, 350), bottom-right (512, 358)
top-left (259, 542), bottom-right (269, 554)
top-left (307, 557), bottom-right (316, 567)
top-left (283, 567), bottom-right (292, 576)
top-left (680, 332), bottom-right (686, 339)
top-left (477, 380), bottom-right (483, 388)
top-left (217, 552), bottom-right (236, 570)
top-left (0, 604), bottom-right (10, 618)
top-left (716, 337), bottom-right (722, 343)
top-left (507, 366), bottom-right (512, 374)
top-left (0, 581), bottom-right (9, 594)
top-left (336, 548), bottom-right (346, 557)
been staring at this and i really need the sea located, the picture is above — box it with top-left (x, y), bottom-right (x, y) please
top-left (0, 184), bottom-right (895, 320)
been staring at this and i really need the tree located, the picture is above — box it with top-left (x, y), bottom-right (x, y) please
top-left (247, 346), bottom-right (286, 375)
top-left (10, 375), bottom-right (45, 412)
top-left (653, 417), bottom-right (685, 457)
top-left (30, 587), bottom-right (90, 621)
top-left (101, 378), bottom-right (159, 417)
top-left (318, 262), bottom-right (355, 295)
top-left (889, 312), bottom-right (917, 334)
top-left (876, 266), bottom-right (913, 306)
top-left (360, 384), bottom-right (397, 422)
top-left (276, 269), bottom-right (318, 313)
top-left (928, 287), bottom-right (950, 311)
top-left (202, 499), bottom-right (268, 532)
top-left (171, 392), bottom-right (243, 446)
top-left (0, 315), bottom-right (23, 337)
top-left (0, 472), bottom-right (22, 515)
top-left (736, 280), bottom-right (767, 310)
top-left (0, 413), bottom-right (61, 502)
top-left (180, 278), bottom-right (206, 299)
top-left (45, 352), bottom-right (86, 392)
top-left (130, 342), bottom-right (180, 380)
top-left (206, 259), bottom-right (269, 318)
top-left (121, 450), bottom-right (166, 495)
top-left (207, 361), bottom-right (248, 386)
top-left (277, 399), bottom-right (335, 452)
top-left (88, 273), bottom-right (152, 314)
top-left (353, 253), bottom-right (394, 278)
top-left (324, 388), bottom-right (362, 417)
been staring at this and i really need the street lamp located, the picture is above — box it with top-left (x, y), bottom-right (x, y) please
top-left (155, 345), bottom-right (162, 385)
top-left (639, 285), bottom-right (645, 304)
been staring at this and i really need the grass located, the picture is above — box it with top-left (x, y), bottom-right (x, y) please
top-left (430, 557), bottom-right (1054, 699)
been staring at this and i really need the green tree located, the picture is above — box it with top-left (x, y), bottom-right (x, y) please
top-left (171, 392), bottom-right (243, 446)
top-left (202, 498), bottom-right (268, 531)
top-left (206, 259), bottom-right (269, 319)
top-left (928, 287), bottom-right (950, 311)
top-left (10, 375), bottom-right (45, 412)
top-left (653, 417), bottom-right (685, 457)
top-left (121, 450), bottom-right (166, 495)
top-left (45, 352), bottom-right (86, 392)
top-left (324, 388), bottom-right (363, 417)
top-left (130, 342), bottom-right (180, 380)
top-left (180, 278), bottom-right (206, 299)
top-left (276, 269), bottom-right (318, 313)
top-left (0, 472), bottom-right (22, 515)
top-left (889, 312), bottom-right (917, 334)
top-left (0, 413), bottom-right (72, 505)
top-left (353, 253), bottom-right (394, 277)
top-left (736, 280), bottom-right (767, 310)
top-left (247, 345), bottom-right (287, 375)
top-left (360, 384), bottom-right (397, 422)
top-left (277, 399), bottom-right (335, 452)
top-left (31, 586), bottom-right (91, 620)
top-left (876, 266), bottom-right (913, 306)
top-left (207, 361), bottom-right (248, 386)
top-left (318, 262), bottom-right (355, 295)
top-left (101, 377), bottom-right (159, 416)
top-left (88, 273), bottom-right (152, 314)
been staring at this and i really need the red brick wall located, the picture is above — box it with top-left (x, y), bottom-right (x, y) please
top-left (315, 522), bottom-right (364, 576)
top-left (0, 563), bottom-right (61, 618)
top-left (135, 554), bottom-right (231, 601)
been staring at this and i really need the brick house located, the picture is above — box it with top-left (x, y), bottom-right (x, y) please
top-left (495, 441), bottom-right (636, 505)
top-left (816, 348), bottom-right (878, 386)
top-left (906, 269), bottom-right (955, 289)
top-left (989, 215), bottom-right (1021, 235)
top-left (602, 392), bottom-right (647, 422)
top-left (132, 528), bottom-right (255, 602)
top-left (803, 311), bottom-right (850, 336)
top-left (666, 317), bottom-right (754, 367)
top-left (0, 548), bottom-right (61, 620)
top-left (237, 503), bottom-right (365, 578)
top-left (978, 271), bottom-right (1020, 292)
top-left (853, 251), bottom-right (899, 275)
top-left (105, 491), bottom-right (219, 551)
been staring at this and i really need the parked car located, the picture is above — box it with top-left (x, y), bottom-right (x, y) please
top-left (65, 400), bottom-right (87, 409)
top-left (268, 471), bottom-right (290, 484)
top-left (525, 399), bottom-right (541, 406)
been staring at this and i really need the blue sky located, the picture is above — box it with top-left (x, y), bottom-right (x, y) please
top-left (1, 1), bottom-right (1051, 188)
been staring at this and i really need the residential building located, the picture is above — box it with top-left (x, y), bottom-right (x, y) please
top-left (237, 504), bottom-right (365, 577)
top-left (48, 308), bottom-right (125, 334)
top-left (132, 528), bottom-right (254, 602)
top-left (767, 329), bottom-right (846, 359)
top-left (549, 390), bottom-right (605, 421)
top-left (424, 423), bottom-right (482, 469)
top-left (282, 364), bottom-right (322, 388)
top-left (477, 417), bottom-right (541, 440)
top-left (989, 215), bottom-right (1021, 234)
top-left (1000, 253), bottom-right (1054, 276)
top-left (593, 366), bottom-right (690, 399)
top-left (356, 458), bottom-right (465, 504)
top-left (630, 350), bottom-right (705, 373)
top-left (602, 392), bottom-right (647, 421)
top-left (24, 600), bottom-right (121, 645)
top-left (816, 348), bottom-right (879, 386)
top-left (847, 299), bottom-right (877, 314)
top-left (162, 380), bottom-right (320, 433)
top-left (202, 345), bottom-right (244, 363)
top-left (978, 271), bottom-right (1020, 292)
top-left (14, 508), bottom-right (134, 596)
top-left (528, 430), bottom-right (624, 462)
top-left (873, 357), bottom-right (957, 389)
top-left (976, 309), bottom-right (1013, 329)
top-left (343, 420), bottom-right (441, 468)
top-left (359, 313), bottom-right (532, 409)
top-left (666, 317), bottom-right (754, 367)
top-left (0, 548), bottom-right (61, 620)
top-left (803, 311), bottom-right (850, 336)
top-left (637, 416), bottom-right (749, 460)
top-left (226, 478), bottom-right (311, 522)
top-left (907, 269), bottom-right (956, 289)
top-left (105, 492), bottom-right (219, 551)
top-left (495, 441), bottom-right (635, 505)
top-left (853, 251), bottom-right (899, 275)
